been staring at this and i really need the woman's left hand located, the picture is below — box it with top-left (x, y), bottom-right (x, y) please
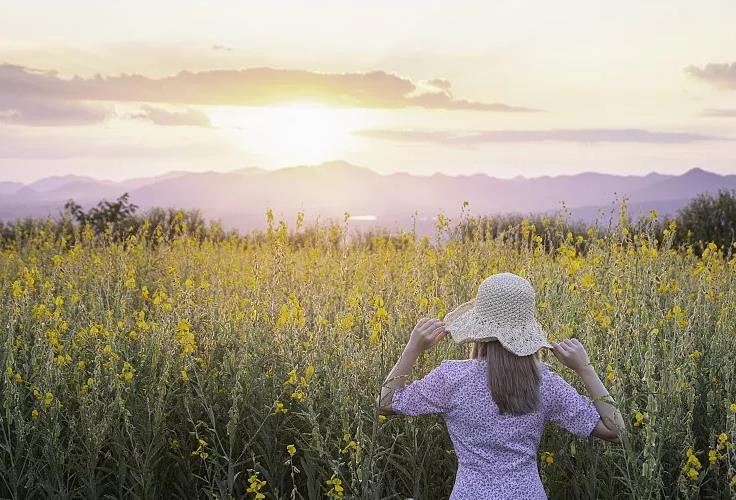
top-left (407, 317), bottom-right (448, 352)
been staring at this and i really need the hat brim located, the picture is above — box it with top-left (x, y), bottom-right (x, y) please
top-left (443, 300), bottom-right (553, 356)
top-left (443, 298), bottom-right (476, 326)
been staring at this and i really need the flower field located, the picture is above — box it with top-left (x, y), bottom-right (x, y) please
top-left (1, 208), bottom-right (735, 499)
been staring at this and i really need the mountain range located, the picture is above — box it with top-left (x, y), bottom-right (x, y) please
top-left (1, 161), bottom-right (734, 236)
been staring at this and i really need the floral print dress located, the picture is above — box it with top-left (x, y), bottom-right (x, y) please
top-left (391, 359), bottom-right (601, 499)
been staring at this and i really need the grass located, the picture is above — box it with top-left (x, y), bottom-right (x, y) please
top-left (1, 207), bottom-right (735, 499)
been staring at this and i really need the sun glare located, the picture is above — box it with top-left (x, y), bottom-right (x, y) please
top-left (211, 102), bottom-right (371, 166)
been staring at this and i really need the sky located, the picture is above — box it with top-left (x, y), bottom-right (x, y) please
top-left (1, 0), bottom-right (735, 183)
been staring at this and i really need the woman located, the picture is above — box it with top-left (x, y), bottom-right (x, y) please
top-left (376, 272), bottom-right (625, 499)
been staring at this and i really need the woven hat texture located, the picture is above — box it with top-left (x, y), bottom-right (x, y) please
top-left (443, 272), bottom-right (553, 356)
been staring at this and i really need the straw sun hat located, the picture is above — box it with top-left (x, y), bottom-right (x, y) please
top-left (443, 272), bottom-right (553, 356)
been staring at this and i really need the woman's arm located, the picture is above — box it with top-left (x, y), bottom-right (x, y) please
top-left (376, 344), bottom-right (422, 415)
top-left (376, 318), bottom-right (448, 415)
top-left (551, 338), bottom-right (626, 442)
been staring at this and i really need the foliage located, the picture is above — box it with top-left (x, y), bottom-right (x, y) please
top-left (64, 192), bottom-right (140, 239)
top-left (0, 202), bottom-right (735, 499)
top-left (0, 196), bottom-right (234, 249)
top-left (676, 189), bottom-right (736, 255)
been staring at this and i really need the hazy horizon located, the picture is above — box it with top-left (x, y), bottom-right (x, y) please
top-left (0, 162), bottom-right (721, 185)
top-left (2, 1), bottom-right (736, 182)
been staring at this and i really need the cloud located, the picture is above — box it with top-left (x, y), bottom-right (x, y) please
top-left (0, 95), bottom-right (110, 126)
top-left (130, 105), bottom-right (212, 127)
top-left (685, 62), bottom-right (736, 89)
top-left (354, 128), bottom-right (729, 144)
top-left (212, 45), bottom-right (234, 51)
top-left (426, 78), bottom-right (451, 90)
top-left (0, 129), bottom-right (237, 159)
top-left (0, 63), bottom-right (534, 112)
top-left (702, 108), bottom-right (736, 117)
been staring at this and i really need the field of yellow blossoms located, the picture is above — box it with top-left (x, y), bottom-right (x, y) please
top-left (1, 207), bottom-right (735, 499)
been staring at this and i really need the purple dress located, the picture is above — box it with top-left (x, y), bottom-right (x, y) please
top-left (391, 359), bottom-right (601, 499)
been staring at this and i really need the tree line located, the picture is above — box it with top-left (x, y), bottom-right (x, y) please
top-left (1, 190), bottom-right (735, 256)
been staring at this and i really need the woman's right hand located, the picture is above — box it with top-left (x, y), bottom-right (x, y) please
top-left (551, 338), bottom-right (592, 373)
top-left (407, 318), bottom-right (448, 353)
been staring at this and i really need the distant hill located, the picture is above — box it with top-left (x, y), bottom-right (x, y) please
top-left (0, 181), bottom-right (24, 195)
top-left (1, 162), bottom-right (734, 236)
top-left (27, 175), bottom-right (113, 193)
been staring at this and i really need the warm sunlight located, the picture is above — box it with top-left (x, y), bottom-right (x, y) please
top-left (4, 3), bottom-right (736, 498)
top-left (212, 102), bottom-right (372, 166)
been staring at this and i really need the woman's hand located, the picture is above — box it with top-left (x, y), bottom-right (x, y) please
top-left (553, 337), bottom-right (626, 441)
top-left (407, 317), bottom-right (448, 353)
top-left (551, 338), bottom-right (591, 374)
top-left (377, 318), bottom-right (447, 415)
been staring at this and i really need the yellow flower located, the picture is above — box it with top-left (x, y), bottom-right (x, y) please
top-left (729, 403), bottom-right (736, 414)
top-left (594, 309), bottom-right (612, 329)
top-left (54, 354), bottom-right (71, 366)
top-left (378, 415), bottom-right (387, 423)
top-left (683, 448), bottom-right (702, 476)
top-left (633, 411), bottom-right (648, 427)
top-left (180, 369), bottom-right (189, 382)
top-left (688, 350), bottom-right (702, 361)
top-left (540, 451), bottom-right (554, 465)
top-left (191, 437), bottom-right (209, 459)
top-left (176, 319), bottom-right (197, 356)
top-left (341, 432), bottom-right (357, 454)
top-left (287, 444), bottom-right (296, 456)
top-left (273, 401), bottom-right (288, 414)
top-left (119, 362), bottom-right (136, 384)
top-left (102, 344), bottom-right (120, 361)
top-left (606, 364), bottom-right (616, 382)
top-left (43, 392), bottom-right (54, 409)
top-left (46, 329), bottom-right (61, 349)
top-left (31, 409), bottom-right (39, 419)
top-left (369, 323), bottom-right (381, 344)
top-left (283, 369), bottom-right (298, 386)
top-left (716, 433), bottom-right (730, 450)
top-left (580, 272), bottom-right (596, 289)
top-left (326, 473), bottom-right (344, 497)
top-left (338, 313), bottom-right (355, 331)
top-left (708, 449), bottom-right (718, 464)
top-left (246, 472), bottom-right (267, 498)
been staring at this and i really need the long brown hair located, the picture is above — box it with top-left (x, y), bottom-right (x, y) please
top-left (471, 340), bottom-right (541, 415)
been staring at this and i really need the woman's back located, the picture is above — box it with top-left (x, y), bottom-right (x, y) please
top-left (391, 358), bottom-right (601, 499)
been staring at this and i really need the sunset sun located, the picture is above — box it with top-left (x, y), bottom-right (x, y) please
top-left (3, 1), bottom-right (736, 498)
top-left (215, 102), bottom-right (370, 166)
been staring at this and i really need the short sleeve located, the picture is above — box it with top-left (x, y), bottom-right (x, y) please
top-left (391, 360), bottom-right (452, 416)
top-left (543, 369), bottom-right (601, 438)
